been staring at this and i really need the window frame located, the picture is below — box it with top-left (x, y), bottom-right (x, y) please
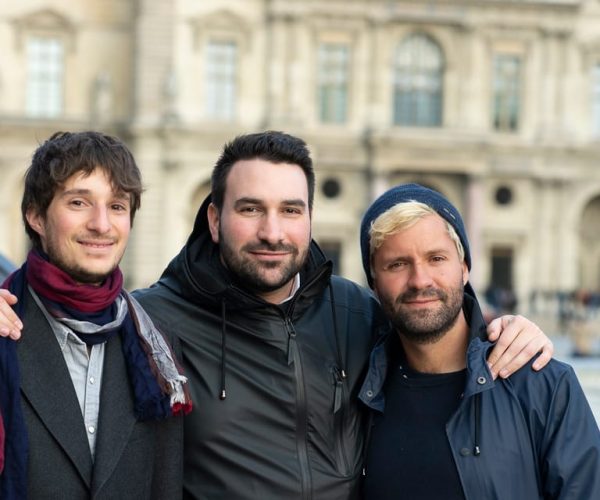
top-left (492, 53), bottom-right (522, 133)
top-left (25, 35), bottom-right (65, 118)
top-left (392, 33), bottom-right (444, 128)
top-left (204, 39), bottom-right (238, 121)
top-left (317, 42), bottom-right (350, 124)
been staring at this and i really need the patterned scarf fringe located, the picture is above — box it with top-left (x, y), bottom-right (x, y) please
top-left (124, 292), bottom-right (192, 415)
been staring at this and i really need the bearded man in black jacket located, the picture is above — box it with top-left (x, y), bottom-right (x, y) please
top-left (0, 131), bottom-right (553, 499)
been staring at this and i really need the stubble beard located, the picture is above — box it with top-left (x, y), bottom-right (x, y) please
top-left (382, 279), bottom-right (465, 345)
top-left (44, 237), bottom-right (121, 285)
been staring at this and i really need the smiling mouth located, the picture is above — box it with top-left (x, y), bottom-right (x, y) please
top-left (79, 240), bottom-right (115, 248)
top-left (405, 299), bottom-right (439, 305)
top-left (251, 251), bottom-right (288, 258)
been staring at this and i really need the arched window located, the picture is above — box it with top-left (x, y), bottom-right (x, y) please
top-left (393, 34), bottom-right (443, 127)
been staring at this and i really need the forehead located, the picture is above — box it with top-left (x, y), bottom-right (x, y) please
top-left (57, 168), bottom-right (126, 198)
top-left (224, 159), bottom-right (309, 202)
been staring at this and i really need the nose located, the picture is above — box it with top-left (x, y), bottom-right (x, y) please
top-left (407, 262), bottom-right (434, 290)
top-left (257, 212), bottom-right (283, 244)
top-left (87, 205), bottom-right (112, 234)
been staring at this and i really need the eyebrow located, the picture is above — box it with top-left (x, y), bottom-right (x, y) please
top-left (233, 197), bottom-right (307, 209)
top-left (61, 188), bottom-right (131, 201)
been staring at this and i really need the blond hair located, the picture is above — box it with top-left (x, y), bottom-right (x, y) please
top-left (368, 201), bottom-right (465, 276)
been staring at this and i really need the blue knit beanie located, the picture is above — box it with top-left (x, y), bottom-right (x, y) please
top-left (360, 183), bottom-right (471, 288)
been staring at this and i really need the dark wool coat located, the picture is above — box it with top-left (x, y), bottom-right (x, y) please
top-left (18, 289), bottom-right (183, 499)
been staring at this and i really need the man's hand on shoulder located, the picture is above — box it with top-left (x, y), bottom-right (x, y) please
top-left (0, 289), bottom-right (22, 340)
top-left (486, 314), bottom-right (553, 380)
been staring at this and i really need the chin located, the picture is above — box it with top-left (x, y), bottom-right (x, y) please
top-left (72, 265), bottom-right (118, 284)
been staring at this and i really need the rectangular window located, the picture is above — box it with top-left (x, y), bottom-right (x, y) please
top-left (393, 35), bottom-right (443, 127)
top-left (317, 43), bottom-right (349, 123)
top-left (26, 37), bottom-right (64, 118)
top-left (493, 54), bottom-right (521, 132)
top-left (205, 41), bottom-right (237, 120)
top-left (592, 63), bottom-right (600, 137)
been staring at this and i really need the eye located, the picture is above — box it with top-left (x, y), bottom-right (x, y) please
top-left (283, 207), bottom-right (302, 215)
top-left (387, 261), bottom-right (407, 271)
top-left (111, 203), bottom-right (129, 212)
top-left (240, 206), bottom-right (260, 213)
top-left (69, 199), bottom-right (86, 207)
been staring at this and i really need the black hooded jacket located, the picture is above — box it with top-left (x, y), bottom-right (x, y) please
top-left (134, 198), bottom-right (386, 499)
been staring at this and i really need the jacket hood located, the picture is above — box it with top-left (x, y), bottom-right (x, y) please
top-left (157, 194), bottom-right (332, 312)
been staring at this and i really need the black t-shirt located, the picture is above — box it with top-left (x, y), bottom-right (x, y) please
top-left (363, 362), bottom-right (467, 500)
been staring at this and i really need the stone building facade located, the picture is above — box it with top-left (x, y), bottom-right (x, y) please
top-left (1, 0), bottom-right (600, 316)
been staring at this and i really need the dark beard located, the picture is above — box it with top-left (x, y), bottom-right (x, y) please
top-left (382, 281), bottom-right (464, 345)
top-left (219, 229), bottom-right (308, 295)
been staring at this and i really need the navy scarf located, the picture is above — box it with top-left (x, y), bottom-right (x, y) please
top-left (0, 260), bottom-right (27, 499)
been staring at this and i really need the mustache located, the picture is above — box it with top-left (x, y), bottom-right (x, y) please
top-left (242, 242), bottom-right (297, 253)
top-left (397, 287), bottom-right (447, 304)
top-left (78, 235), bottom-right (118, 243)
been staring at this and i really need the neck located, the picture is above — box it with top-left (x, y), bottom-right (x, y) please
top-left (399, 311), bottom-right (470, 374)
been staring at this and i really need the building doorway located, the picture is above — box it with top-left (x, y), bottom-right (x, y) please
top-left (486, 246), bottom-right (517, 314)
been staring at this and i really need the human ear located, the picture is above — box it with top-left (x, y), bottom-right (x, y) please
top-left (207, 203), bottom-right (220, 244)
top-left (26, 208), bottom-right (46, 239)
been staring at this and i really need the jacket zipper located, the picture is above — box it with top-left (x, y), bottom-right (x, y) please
top-left (333, 366), bottom-right (350, 475)
top-left (285, 316), bottom-right (312, 500)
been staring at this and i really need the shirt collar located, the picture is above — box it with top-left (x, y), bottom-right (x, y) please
top-left (29, 285), bottom-right (81, 350)
top-left (279, 273), bottom-right (301, 304)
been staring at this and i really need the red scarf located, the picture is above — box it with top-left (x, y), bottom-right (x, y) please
top-left (25, 250), bottom-right (122, 313)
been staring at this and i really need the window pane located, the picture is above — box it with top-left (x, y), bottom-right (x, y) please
top-left (592, 63), bottom-right (600, 137)
top-left (205, 41), bottom-right (237, 120)
top-left (393, 34), bottom-right (443, 127)
top-left (318, 43), bottom-right (349, 123)
top-left (26, 37), bottom-right (64, 118)
top-left (493, 54), bottom-right (521, 132)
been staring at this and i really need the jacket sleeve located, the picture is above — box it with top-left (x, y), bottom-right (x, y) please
top-left (538, 365), bottom-right (600, 499)
top-left (150, 414), bottom-right (184, 500)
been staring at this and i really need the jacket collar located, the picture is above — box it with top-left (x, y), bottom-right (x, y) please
top-left (359, 289), bottom-right (494, 412)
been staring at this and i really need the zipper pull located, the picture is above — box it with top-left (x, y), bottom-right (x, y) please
top-left (286, 318), bottom-right (296, 366)
top-left (333, 367), bottom-right (343, 414)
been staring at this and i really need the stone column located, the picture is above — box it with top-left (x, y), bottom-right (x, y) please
top-left (466, 175), bottom-right (484, 290)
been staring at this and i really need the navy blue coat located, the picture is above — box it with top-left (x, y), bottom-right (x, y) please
top-left (359, 293), bottom-right (600, 499)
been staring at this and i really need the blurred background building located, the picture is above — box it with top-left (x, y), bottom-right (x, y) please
top-left (1, 0), bottom-right (600, 342)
